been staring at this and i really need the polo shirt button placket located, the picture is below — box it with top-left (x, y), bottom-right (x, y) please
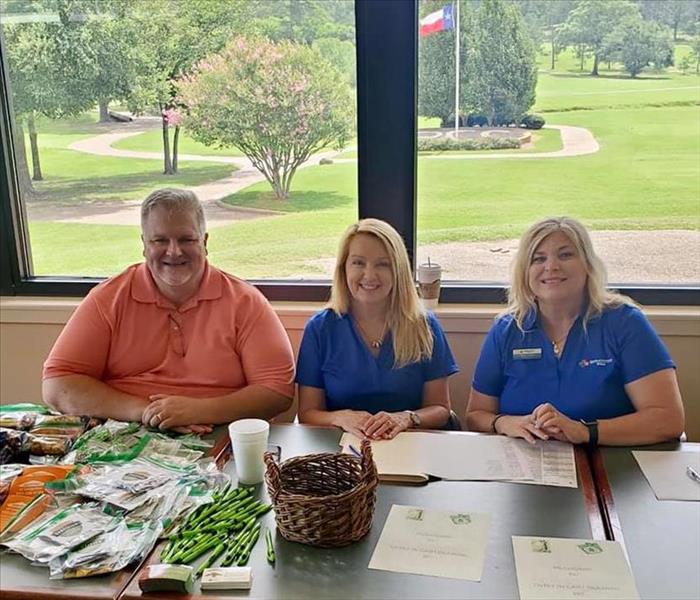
top-left (169, 315), bottom-right (185, 356)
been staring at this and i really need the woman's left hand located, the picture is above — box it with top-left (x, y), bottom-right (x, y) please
top-left (362, 411), bottom-right (412, 440)
top-left (531, 403), bottom-right (589, 444)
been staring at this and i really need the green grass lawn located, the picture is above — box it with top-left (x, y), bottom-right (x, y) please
top-left (113, 126), bottom-right (360, 159)
top-left (25, 111), bottom-right (235, 204)
top-left (113, 128), bottom-right (246, 157)
top-left (34, 150), bottom-right (234, 203)
top-left (534, 44), bottom-right (700, 113)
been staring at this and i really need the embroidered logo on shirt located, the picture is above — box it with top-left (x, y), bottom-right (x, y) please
top-left (579, 358), bottom-right (614, 368)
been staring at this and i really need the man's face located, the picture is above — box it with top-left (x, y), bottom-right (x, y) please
top-left (141, 205), bottom-right (208, 304)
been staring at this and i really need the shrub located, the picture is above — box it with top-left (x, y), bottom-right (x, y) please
top-left (417, 137), bottom-right (520, 152)
top-left (520, 113), bottom-right (545, 129)
top-left (466, 113), bottom-right (489, 127)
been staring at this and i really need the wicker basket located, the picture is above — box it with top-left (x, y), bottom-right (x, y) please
top-left (264, 439), bottom-right (378, 548)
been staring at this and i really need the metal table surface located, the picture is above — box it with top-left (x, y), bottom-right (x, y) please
top-left (592, 442), bottom-right (700, 600)
top-left (122, 424), bottom-right (601, 600)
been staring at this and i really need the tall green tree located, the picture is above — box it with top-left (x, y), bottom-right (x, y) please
top-left (602, 17), bottom-right (674, 77)
top-left (80, 1), bottom-right (142, 122)
top-left (248, 0), bottom-right (354, 45)
top-left (2, 0), bottom-right (97, 190)
top-left (557, 0), bottom-right (640, 75)
top-left (127, 0), bottom-right (251, 174)
top-left (518, 0), bottom-right (576, 69)
top-left (464, 0), bottom-right (537, 125)
top-left (636, 0), bottom-right (700, 41)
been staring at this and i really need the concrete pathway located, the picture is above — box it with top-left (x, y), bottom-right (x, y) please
top-left (58, 122), bottom-right (346, 227)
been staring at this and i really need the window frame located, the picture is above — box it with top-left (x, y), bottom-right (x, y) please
top-left (0, 0), bottom-right (698, 305)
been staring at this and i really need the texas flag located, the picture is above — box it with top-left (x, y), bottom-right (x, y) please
top-left (419, 4), bottom-right (455, 37)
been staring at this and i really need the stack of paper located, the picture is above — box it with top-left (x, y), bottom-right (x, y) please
top-left (340, 432), bottom-right (577, 488)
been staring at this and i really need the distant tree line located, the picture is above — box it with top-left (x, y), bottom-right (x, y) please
top-left (419, 0), bottom-right (700, 126)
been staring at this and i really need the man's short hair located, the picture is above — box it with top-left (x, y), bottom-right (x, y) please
top-left (141, 188), bottom-right (207, 235)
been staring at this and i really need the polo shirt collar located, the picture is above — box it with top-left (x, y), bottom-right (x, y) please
top-left (523, 307), bottom-right (538, 331)
top-left (131, 261), bottom-right (222, 310)
top-left (526, 300), bottom-right (594, 331)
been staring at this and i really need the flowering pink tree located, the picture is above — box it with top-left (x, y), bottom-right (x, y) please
top-left (177, 36), bottom-right (354, 200)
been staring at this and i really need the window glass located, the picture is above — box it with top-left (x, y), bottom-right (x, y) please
top-left (1, 0), bottom-right (356, 279)
top-left (417, 0), bottom-right (700, 285)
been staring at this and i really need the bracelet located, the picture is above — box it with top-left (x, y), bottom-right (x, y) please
top-left (492, 414), bottom-right (505, 434)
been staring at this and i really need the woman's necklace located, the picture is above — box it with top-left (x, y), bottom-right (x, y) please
top-left (354, 318), bottom-right (387, 349)
top-left (551, 334), bottom-right (568, 357)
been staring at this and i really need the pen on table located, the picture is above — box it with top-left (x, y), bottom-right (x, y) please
top-left (348, 444), bottom-right (362, 458)
top-left (686, 465), bottom-right (700, 484)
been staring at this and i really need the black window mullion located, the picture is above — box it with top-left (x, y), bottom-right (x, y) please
top-left (355, 0), bottom-right (417, 264)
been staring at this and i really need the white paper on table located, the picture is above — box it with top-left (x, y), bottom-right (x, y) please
top-left (632, 450), bottom-right (700, 501)
top-left (340, 432), bottom-right (529, 481)
top-left (339, 432), bottom-right (576, 486)
top-left (368, 504), bottom-right (491, 581)
top-left (512, 536), bottom-right (640, 600)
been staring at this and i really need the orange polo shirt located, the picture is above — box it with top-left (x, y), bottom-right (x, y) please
top-left (43, 262), bottom-right (295, 400)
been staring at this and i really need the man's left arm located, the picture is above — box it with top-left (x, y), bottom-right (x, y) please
top-left (144, 385), bottom-right (292, 428)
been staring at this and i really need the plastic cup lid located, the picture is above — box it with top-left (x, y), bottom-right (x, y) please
top-left (228, 419), bottom-right (269, 435)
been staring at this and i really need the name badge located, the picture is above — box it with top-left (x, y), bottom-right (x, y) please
top-left (513, 348), bottom-right (542, 360)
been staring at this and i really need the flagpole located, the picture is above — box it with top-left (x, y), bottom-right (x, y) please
top-left (454, 1), bottom-right (459, 138)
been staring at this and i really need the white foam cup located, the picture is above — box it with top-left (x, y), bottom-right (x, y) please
top-left (228, 419), bottom-right (270, 485)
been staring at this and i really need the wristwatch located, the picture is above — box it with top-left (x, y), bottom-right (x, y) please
top-left (580, 419), bottom-right (599, 447)
top-left (406, 410), bottom-right (422, 428)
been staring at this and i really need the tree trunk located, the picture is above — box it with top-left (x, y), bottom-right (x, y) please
top-left (161, 112), bottom-right (174, 175)
top-left (27, 113), bottom-right (43, 181)
top-left (98, 99), bottom-right (110, 122)
top-left (591, 53), bottom-right (599, 76)
top-left (14, 121), bottom-right (34, 195)
top-left (550, 42), bottom-right (556, 70)
top-left (172, 125), bottom-right (180, 173)
top-left (579, 46), bottom-right (585, 71)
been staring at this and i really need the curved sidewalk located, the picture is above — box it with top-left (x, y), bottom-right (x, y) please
top-left (49, 122), bottom-right (598, 228)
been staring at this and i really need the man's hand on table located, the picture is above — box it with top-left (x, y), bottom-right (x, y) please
top-left (142, 394), bottom-right (214, 433)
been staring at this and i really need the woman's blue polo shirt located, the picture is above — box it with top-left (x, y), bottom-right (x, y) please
top-left (472, 304), bottom-right (675, 422)
top-left (296, 309), bottom-right (459, 414)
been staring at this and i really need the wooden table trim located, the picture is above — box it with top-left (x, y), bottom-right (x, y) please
top-left (574, 445), bottom-right (607, 541)
top-left (0, 569), bottom-right (135, 600)
top-left (588, 447), bottom-right (628, 552)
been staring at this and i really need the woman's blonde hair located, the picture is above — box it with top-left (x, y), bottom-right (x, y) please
top-left (328, 218), bottom-right (433, 367)
top-left (506, 216), bottom-right (634, 329)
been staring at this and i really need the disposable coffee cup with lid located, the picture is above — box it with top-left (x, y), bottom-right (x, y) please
top-left (417, 261), bottom-right (442, 309)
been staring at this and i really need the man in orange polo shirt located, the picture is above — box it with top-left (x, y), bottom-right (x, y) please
top-left (42, 188), bottom-right (295, 431)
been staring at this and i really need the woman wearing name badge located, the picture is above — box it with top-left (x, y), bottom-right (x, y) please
top-left (466, 216), bottom-right (684, 446)
top-left (297, 218), bottom-right (459, 439)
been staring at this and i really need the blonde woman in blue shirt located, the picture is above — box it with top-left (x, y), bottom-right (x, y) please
top-left (467, 216), bottom-right (684, 446)
top-left (297, 218), bottom-right (459, 439)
